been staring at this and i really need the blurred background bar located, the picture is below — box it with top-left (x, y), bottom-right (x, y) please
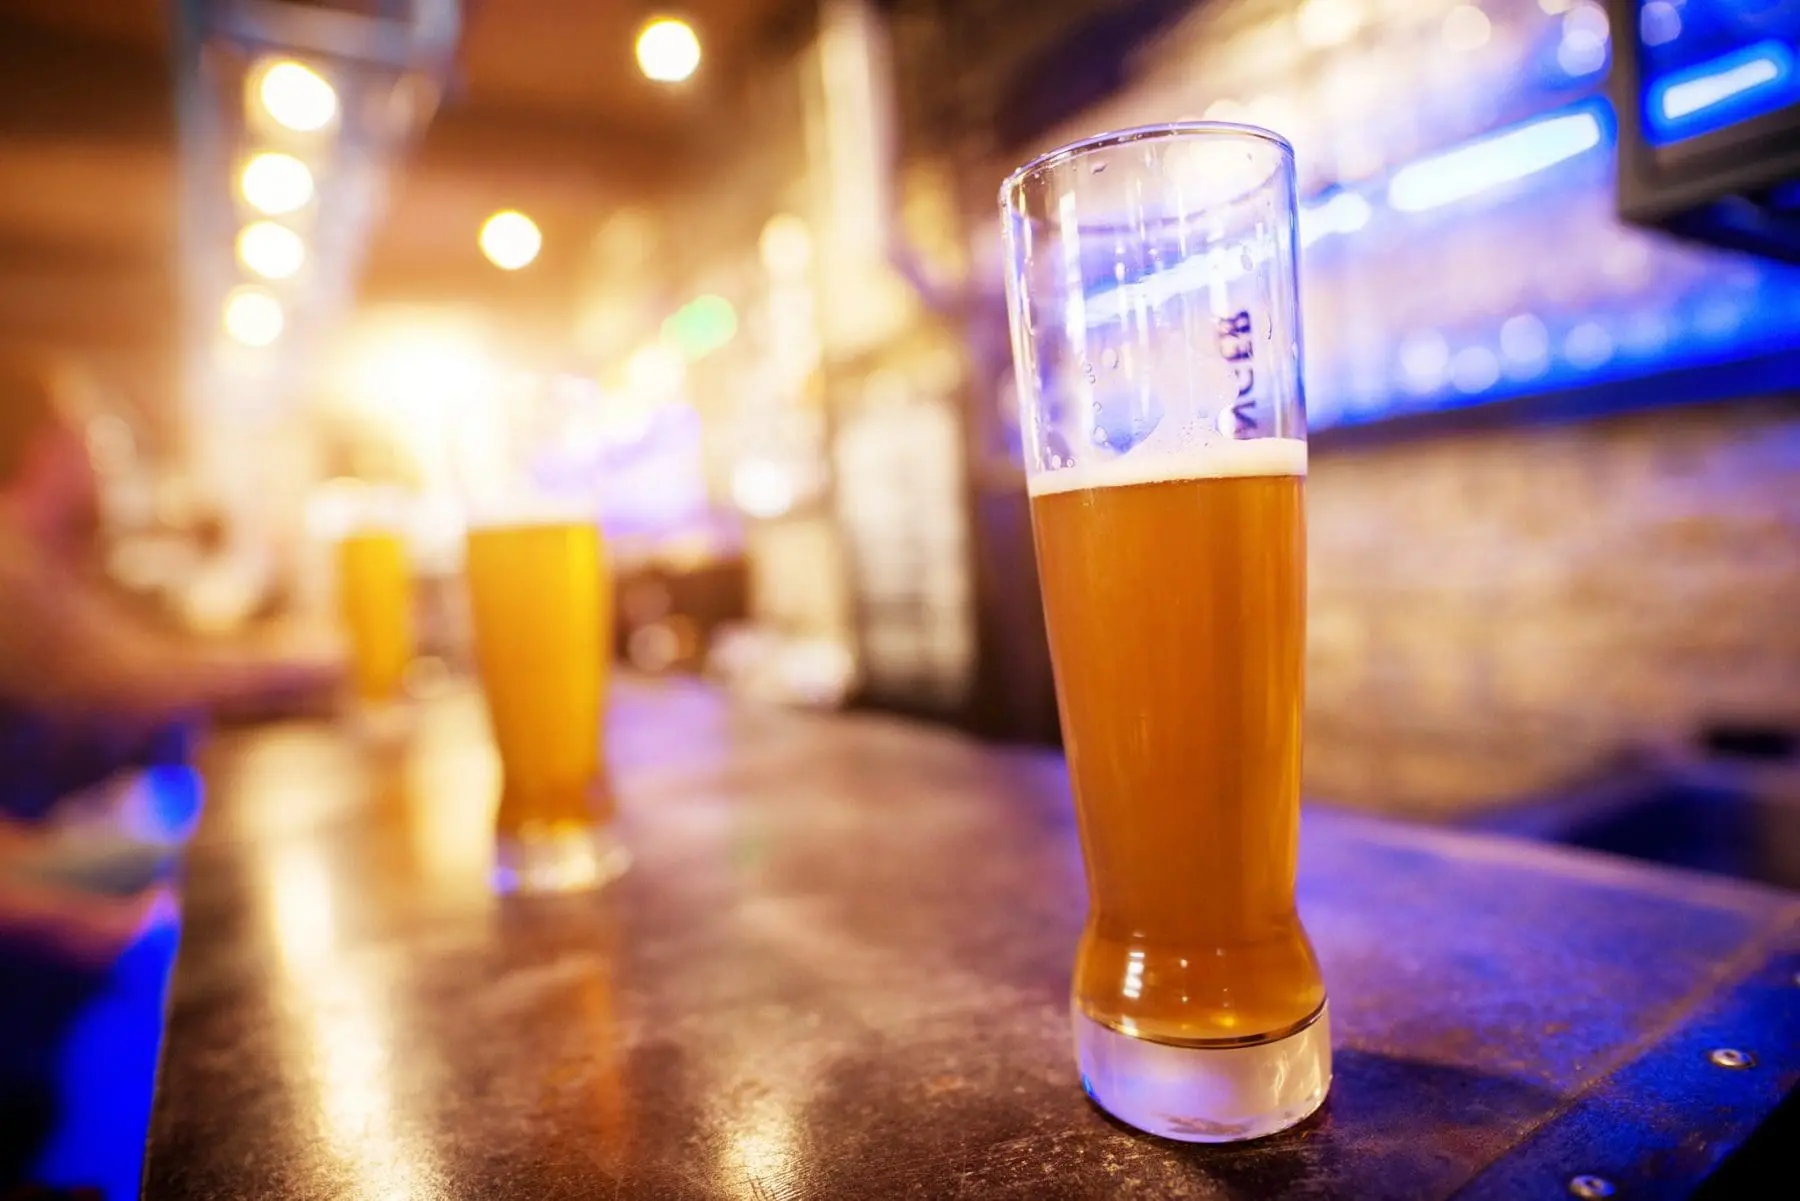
top-left (1, 0), bottom-right (1797, 1193)
top-left (0, 0), bottom-right (1795, 847)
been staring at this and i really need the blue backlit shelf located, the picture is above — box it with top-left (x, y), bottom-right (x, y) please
top-left (1636, 0), bottom-right (1800, 145)
top-left (1290, 0), bottom-right (1800, 431)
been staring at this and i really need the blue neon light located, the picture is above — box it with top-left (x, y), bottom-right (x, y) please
top-left (1300, 190), bottom-right (1373, 246)
top-left (1008, 10), bottom-right (1800, 452)
top-left (1645, 39), bottom-right (1799, 143)
top-left (1297, 81), bottom-right (1800, 432)
top-left (1387, 103), bottom-right (1609, 213)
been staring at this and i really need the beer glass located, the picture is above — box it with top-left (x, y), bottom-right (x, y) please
top-left (335, 528), bottom-right (413, 705)
top-left (464, 517), bottom-right (626, 894)
top-left (999, 124), bottom-right (1328, 1141)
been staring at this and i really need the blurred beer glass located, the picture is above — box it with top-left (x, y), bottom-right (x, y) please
top-left (1000, 124), bottom-right (1328, 1141)
top-left (464, 511), bottom-right (625, 894)
top-left (334, 500), bottom-right (414, 709)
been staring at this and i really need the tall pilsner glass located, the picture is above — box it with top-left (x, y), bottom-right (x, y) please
top-left (999, 124), bottom-right (1328, 1141)
top-left (336, 527), bottom-right (413, 706)
top-left (465, 516), bottom-right (627, 895)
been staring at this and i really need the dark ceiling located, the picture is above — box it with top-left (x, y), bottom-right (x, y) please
top-left (0, 0), bottom-right (175, 427)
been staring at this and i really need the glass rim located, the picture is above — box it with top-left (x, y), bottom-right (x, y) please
top-left (998, 121), bottom-right (1294, 209)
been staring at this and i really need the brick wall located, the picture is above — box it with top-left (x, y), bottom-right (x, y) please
top-left (1304, 400), bottom-right (1800, 817)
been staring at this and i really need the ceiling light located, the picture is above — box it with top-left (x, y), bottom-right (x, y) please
top-left (256, 59), bottom-right (338, 133)
top-left (240, 153), bottom-right (314, 215)
top-left (236, 221), bottom-right (307, 280)
top-left (636, 17), bottom-right (701, 83)
top-left (479, 210), bottom-right (541, 270)
top-left (223, 287), bottom-right (285, 347)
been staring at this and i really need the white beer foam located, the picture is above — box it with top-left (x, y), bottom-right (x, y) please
top-left (1027, 436), bottom-right (1307, 496)
top-left (464, 494), bottom-right (601, 530)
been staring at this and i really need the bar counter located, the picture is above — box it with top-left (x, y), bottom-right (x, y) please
top-left (144, 680), bottom-right (1800, 1198)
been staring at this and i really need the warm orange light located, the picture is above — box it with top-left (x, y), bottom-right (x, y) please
top-left (256, 59), bottom-right (338, 133)
top-left (236, 221), bottom-right (307, 280)
top-left (479, 210), bottom-right (541, 270)
top-left (625, 343), bottom-right (684, 396)
top-left (240, 153), bottom-right (314, 215)
top-left (759, 214), bottom-right (812, 278)
top-left (223, 287), bottom-right (285, 347)
top-left (636, 17), bottom-right (701, 83)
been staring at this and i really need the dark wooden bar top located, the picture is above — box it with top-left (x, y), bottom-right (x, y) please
top-left (144, 679), bottom-right (1800, 1199)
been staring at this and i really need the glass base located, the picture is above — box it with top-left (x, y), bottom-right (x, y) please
top-left (1076, 1001), bottom-right (1330, 1143)
top-left (494, 823), bottom-right (631, 896)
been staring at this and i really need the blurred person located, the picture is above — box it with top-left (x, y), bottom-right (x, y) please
top-left (0, 859), bottom-right (175, 969)
top-left (0, 350), bottom-right (338, 727)
top-left (0, 350), bottom-right (334, 962)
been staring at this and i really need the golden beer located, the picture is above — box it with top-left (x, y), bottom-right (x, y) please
top-left (335, 530), bottom-right (413, 703)
top-left (465, 519), bottom-right (621, 891)
top-left (1029, 440), bottom-right (1324, 1048)
top-left (1002, 120), bottom-right (1325, 1141)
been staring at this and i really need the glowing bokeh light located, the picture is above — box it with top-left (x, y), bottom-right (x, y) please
top-left (1443, 6), bottom-right (1491, 53)
top-left (257, 60), bottom-right (338, 133)
top-left (236, 221), bottom-right (307, 280)
top-left (240, 152), bottom-right (315, 215)
top-left (636, 17), bottom-right (701, 83)
top-left (479, 210), bottom-right (542, 270)
top-left (223, 287), bottom-right (285, 347)
top-left (663, 294), bottom-right (738, 359)
top-left (759, 214), bottom-right (813, 278)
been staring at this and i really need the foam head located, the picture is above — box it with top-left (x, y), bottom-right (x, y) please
top-left (1026, 436), bottom-right (1306, 497)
